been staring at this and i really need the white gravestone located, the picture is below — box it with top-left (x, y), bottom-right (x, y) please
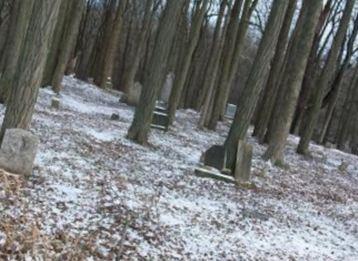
top-left (0, 129), bottom-right (39, 176)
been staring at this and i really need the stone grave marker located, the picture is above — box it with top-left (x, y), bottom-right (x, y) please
top-left (0, 129), bottom-right (39, 176)
top-left (127, 82), bottom-right (142, 106)
top-left (151, 111), bottom-right (170, 131)
top-left (225, 104), bottom-right (237, 119)
top-left (234, 140), bottom-right (253, 183)
top-left (51, 97), bottom-right (60, 109)
top-left (110, 113), bottom-right (120, 121)
top-left (88, 77), bottom-right (94, 85)
top-left (203, 145), bottom-right (228, 172)
top-left (160, 73), bottom-right (174, 104)
top-left (104, 77), bottom-right (113, 89)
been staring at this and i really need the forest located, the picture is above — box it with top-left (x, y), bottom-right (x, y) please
top-left (0, 0), bottom-right (357, 259)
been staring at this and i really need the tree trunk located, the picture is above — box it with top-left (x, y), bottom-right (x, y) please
top-left (122, 0), bottom-right (154, 97)
top-left (41, 0), bottom-right (70, 87)
top-left (252, 0), bottom-right (297, 141)
top-left (208, 0), bottom-right (257, 130)
top-left (0, 0), bottom-right (61, 142)
top-left (297, 0), bottom-right (355, 155)
top-left (127, 0), bottom-right (184, 144)
top-left (198, 0), bottom-right (228, 128)
top-left (336, 66), bottom-right (358, 151)
top-left (223, 0), bottom-right (289, 170)
top-left (52, 0), bottom-right (86, 93)
top-left (290, 0), bottom-right (333, 134)
top-left (263, 0), bottom-right (323, 163)
top-left (168, 0), bottom-right (209, 124)
top-left (99, 0), bottom-right (128, 89)
top-left (0, 0), bottom-right (35, 103)
top-left (319, 12), bottom-right (358, 144)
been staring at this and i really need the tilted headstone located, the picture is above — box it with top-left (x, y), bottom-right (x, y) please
top-left (234, 140), bottom-right (253, 183)
top-left (160, 73), bottom-right (174, 104)
top-left (51, 97), bottom-right (60, 109)
top-left (0, 129), bottom-right (39, 176)
top-left (225, 104), bottom-right (237, 119)
top-left (127, 82), bottom-right (142, 106)
top-left (203, 145), bottom-right (228, 172)
top-left (151, 111), bottom-right (169, 131)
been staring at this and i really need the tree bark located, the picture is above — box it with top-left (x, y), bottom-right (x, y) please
top-left (122, 0), bottom-right (154, 97)
top-left (127, 0), bottom-right (184, 144)
top-left (297, 0), bottom-right (355, 155)
top-left (223, 0), bottom-right (289, 170)
top-left (263, 0), bottom-right (323, 163)
top-left (0, 0), bottom-right (35, 103)
top-left (99, 0), bottom-right (128, 89)
top-left (52, 0), bottom-right (86, 93)
top-left (0, 0), bottom-right (61, 142)
top-left (252, 0), bottom-right (297, 142)
top-left (208, 0), bottom-right (258, 130)
top-left (319, 12), bottom-right (358, 144)
top-left (168, 0), bottom-right (209, 124)
top-left (198, 0), bottom-right (228, 128)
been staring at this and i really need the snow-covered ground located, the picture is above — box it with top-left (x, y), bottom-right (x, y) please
top-left (0, 76), bottom-right (357, 260)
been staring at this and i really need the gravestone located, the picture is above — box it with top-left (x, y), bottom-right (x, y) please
top-left (225, 104), bottom-right (237, 119)
top-left (51, 97), bottom-right (60, 109)
top-left (88, 78), bottom-right (94, 85)
top-left (104, 77), bottom-right (113, 89)
top-left (151, 111), bottom-right (169, 131)
top-left (110, 113), bottom-right (120, 121)
top-left (0, 129), bottom-right (39, 176)
top-left (160, 73), bottom-right (174, 104)
top-left (203, 145), bottom-right (228, 172)
top-left (127, 82), bottom-right (142, 106)
top-left (234, 140), bottom-right (253, 183)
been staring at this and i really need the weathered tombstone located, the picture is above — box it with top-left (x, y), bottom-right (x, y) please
top-left (151, 111), bottom-right (169, 131)
top-left (203, 145), bottom-right (228, 172)
top-left (104, 77), bottom-right (113, 89)
top-left (51, 97), bottom-right (60, 109)
top-left (234, 140), bottom-right (253, 183)
top-left (225, 104), bottom-right (237, 119)
top-left (88, 77), bottom-right (95, 85)
top-left (110, 113), bottom-right (120, 121)
top-left (127, 82), bottom-right (142, 106)
top-left (0, 129), bottom-right (39, 176)
top-left (160, 73), bottom-right (174, 104)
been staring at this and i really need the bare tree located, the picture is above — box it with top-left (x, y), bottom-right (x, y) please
top-left (127, 0), bottom-right (184, 144)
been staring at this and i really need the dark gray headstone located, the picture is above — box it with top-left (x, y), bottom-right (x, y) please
top-left (235, 140), bottom-right (253, 183)
top-left (151, 111), bottom-right (169, 131)
top-left (110, 113), bottom-right (120, 121)
top-left (203, 145), bottom-right (227, 171)
top-left (51, 97), bottom-right (60, 109)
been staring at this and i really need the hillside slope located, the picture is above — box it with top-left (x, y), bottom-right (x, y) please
top-left (0, 76), bottom-right (357, 260)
